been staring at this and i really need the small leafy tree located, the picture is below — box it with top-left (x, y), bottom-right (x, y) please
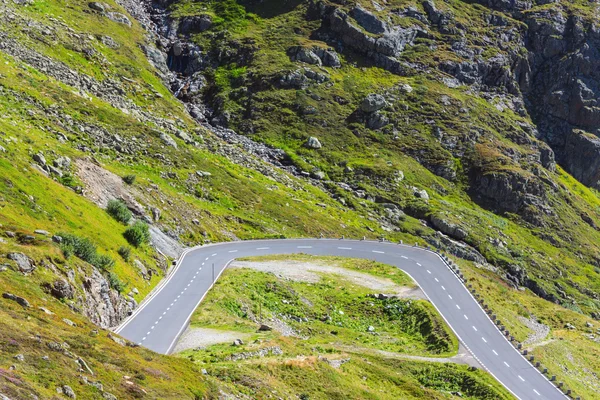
top-left (123, 221), bottom-right (150, 247)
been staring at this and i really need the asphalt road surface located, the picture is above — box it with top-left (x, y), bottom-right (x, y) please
top-left (115, 239), bottom-right (567, 400)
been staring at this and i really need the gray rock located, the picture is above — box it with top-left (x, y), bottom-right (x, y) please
top-left (77, 357), bottom-right (94, 375)
top-left (232, 339), bottom-right (244, 346)
top-left (430, 214), bottom-right (468, 241)
top-left (53, 156), bottom-right (71, 169)
top-left (361, 94), bottom-right (387, 112)
top-left (13, 354), bottom-right (24, 362)
top-left (106, 12), bottom-right (131, 27)
top-left (63, 318), bottom-right (77, 327)
top-left (366, 111), bottom-right (389, 129)
top-left (5, 231), bottom-right (16, 238)
top-left (32, 152), bottom-right (46, 166)
top-left (100, 36), bottom-right (120, 49)
top-left (350, 4), bottom-right (387, 34)
top-left (258, 324), bottom-right (272, 331)
top-left (88, 2), bottom-right (105, 12)
top-left (289, 47), bottom-right (322, 66)
top-left (2, 293), bottom-right (31, 307)
top-left (367, 325), bottom-right (375, 332)
top-left (305, 136), bottom-right (322, 149)
top-left (151, 208), bottom-right (161, 222)
top-left (134, 259), bottom-right (150, 280)
top-left (39, 307), bottom-right (54, 315)
top-left (413, 188), bottom-right (429, 200)
top-left (102, 393), bottom-right (117, 400)
top-left (175, 130), bottom-right (193, 144)
top-left (62, 385), bottom-right (76, 399)
top-left (108, 333), bottom-right (127, 346)
top-left (159, 132), bottom-right (177, 148)
top-left (7, 253), bottom-right (35, 274)
top-left (313, 48), bottom-right (342, 68)
top-left (178, 15), bottom-right (212, 34)
top-left (34, 229), bottom-right (49, 236)
top-left (311, 170), bottom-right (326, 180)
top-left (50, 278), bottom-right (75, 300)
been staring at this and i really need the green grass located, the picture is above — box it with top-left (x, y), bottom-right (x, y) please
top-left (178, 256), bottom-right (509, 399)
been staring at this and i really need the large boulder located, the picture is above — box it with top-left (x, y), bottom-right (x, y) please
top-left (305, 137), bottom-right (322, 149)
top-left (361, 94), bottom-right (387, 112)
top-left (2, 293), bottom-right (31, 308)
top-left (7, 253), bottom-right (35, 274)
top-left (177, 15), bottom-right (212, 35)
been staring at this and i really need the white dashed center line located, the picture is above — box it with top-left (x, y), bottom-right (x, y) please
top-left (205, 257), bottom-right (209, 261)
top-left (441, 285), bottom-right (446, 291)
top-left (533, 389), bottom-right (540, 396)
top-left (464, 314), bottom-right (468, 320)
top-left (338, 247), bottom-right (352, 250)
top-left (372, 250), bottom-right (384, 254)
top-left (518, 375), bottom-right (525, 382)
top-left (472, 326), bottom-right (477, 332)
top-left (228, 250), bottom-right (238, 253)
top-left (504, 361), bottom-right (510, 368)
top-left (256, 247), bottom-right (269, 250)
top-left (211, 253), bottom-right (217, 257)
top-left (448, 295), bottom-right (452, 300)
top-left (427, 270), bottom-right (431, 274)
top-left (482, 337), bottom-right (487, 343)
top-left (297, 246), bottom-right (312, 249)
top-left (401, 256), bottom-right (408, 259)
top-left (416, 262), bottom-right (422, 266)
top-left (492, 350), bottom-right (498, 356)
top-left (434, 278), bottom-right (439, 282)
top-left (456, 304), bottom-right (461, 310)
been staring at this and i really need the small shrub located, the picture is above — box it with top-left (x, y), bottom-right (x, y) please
top-left (95, 254), bottom-right (116, 271)
top-left (118, 246), bottom-right (131, 261)
top-left (106, 199), bottom-right (132, 224)
top-left (122, 174), bottom-right (136, 185)
top-left (58, 232), bottom-right (115, 270)
top-left (59, 233), bottom-right (97, 264)
top-left (108, 272), bottom-right (126, 293)
top-left (124, 221), bottom-right (150, 247)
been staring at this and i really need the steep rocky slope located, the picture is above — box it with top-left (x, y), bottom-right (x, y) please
top-left (124, 0), bottom-right (600, 313)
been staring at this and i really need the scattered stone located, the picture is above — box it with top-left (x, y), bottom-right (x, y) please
top-left (7, 252), bottom-right (35, 274)
top-left (565, 322), bottom-right (576, 330)
top-left (62, 385), bottom-right (76, 399)
top-left (108, 333), bottom-right (127, 347)
top-left (13, 354), bottom-right (24, 362)
top-left (311, 170), bottom-right (326, 180)
top-left (258, 324), bottom-right (272, 332)
top-left (159, 132), bottom-right (177, 148)
top-left (53, 156), bottom-right (71, 169)
top-left (106, 12), bottom-right (131, 26)
top-left (77, 357), bottom-right (94, 375)
top-left (318, 356), bottom-right (350, 369)
top-left (42, 355), bottom-right (50, 361)
top-left (52, 235), bottom-right (63, 243)
top-left (586, 322), bottom-right (594, 328)
top-left (232, 339), bottom-right (244, 346)
top-left (39, 307), bottom-right (54, 315)
top-left (367, 325), bottom-right (375, 332)
top-left (63, 318), bottom-right (77, 327)
top-left (2, 293), bottom-right (31, 308)
top-left (34, 229), bottom-right (49, 236)
top-left (305, 136), bottom-right (322, 149)
top-left (102, 393), bottom-right (117, 400)
top-left (201, 369), bottom-right (208, 375)
top-left (5, 231), bottom-right (16, 238)
top-left (413, 188), bottom-right (430, 200)
top-left (151, 208), bottom-right (161, 222)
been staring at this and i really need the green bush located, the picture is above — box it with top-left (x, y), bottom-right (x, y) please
top-left (58, 233), bottom-right (116, 270)
top-left (108, 272), bottom-right (126, 293)
top-left (95, 254), bottom-right (116, 271)
top-left (122, 174), bottom-right (136, 185)
top-left (123, 221), bottom-right (150, 247)
top-left (118, 246), bottom-right (131, 261)
top-left (106, 199), bottom-right (132, 224)
top-left (59, 233), bottom-right (97, 264)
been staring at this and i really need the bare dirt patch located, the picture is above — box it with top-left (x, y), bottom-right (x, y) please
top-left (173, 327), bottom-right (251, 353)
top-left (229, 260), bottom-right (425, 299)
